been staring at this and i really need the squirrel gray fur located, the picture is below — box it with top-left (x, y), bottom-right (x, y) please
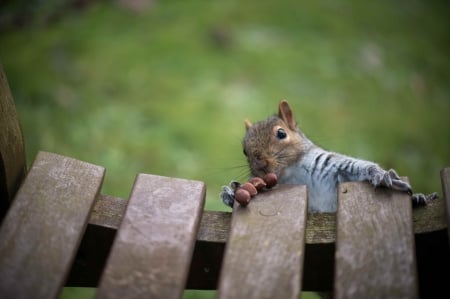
top-left (224, 100), bottom-right (437, 212)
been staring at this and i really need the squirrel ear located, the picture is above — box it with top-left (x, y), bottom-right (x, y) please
top-left (244, 119), bottom-right (252, 130)
top-left (278, 100), bottom-right (296, 130)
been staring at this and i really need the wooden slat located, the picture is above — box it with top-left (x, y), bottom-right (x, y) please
top-left (87, 195), bottom-right (446, 245)
top-left (89, 194), bottom-right (127, 229)
top-left (0, 64), bottom-right (26, 219)
top-left (196, 210), bottom-right (232, 243)
top-left (441, 167), bottom-right (450, 247)
top-left (96, 174), bottom-right (205, 299)
top-left (334, 181), bottom-right (418, 299)
top-left (217, 184), bottom-right (307, 299)
top-left (65, 193), bottom-right (446, 291)
top-left (66, 194), bottom-right (127, 286)
top-left (0, 151), bottom-right (105, 299)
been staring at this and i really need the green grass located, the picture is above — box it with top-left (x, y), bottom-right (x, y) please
top-left (1, 1), bottom-right (449, 298)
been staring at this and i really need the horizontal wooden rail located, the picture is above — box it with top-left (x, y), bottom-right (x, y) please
top-left (67, 190), bottom-right (448, 293)
top-left (2, 65), bottom-right (448, 297)
top-left (87, 192), bottom-right (447, 245)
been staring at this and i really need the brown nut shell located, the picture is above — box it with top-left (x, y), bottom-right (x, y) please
top-left (248, 177), bottom-right (266, 191)
top-left (263, 173), bottom-right (278, 188)
top-left (235, 189), bottom-right (251, 206)
top-left (240, 182), bottom-right (258, 196)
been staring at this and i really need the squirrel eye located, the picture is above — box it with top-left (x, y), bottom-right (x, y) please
top-left (276, 128), bottom-right (287, 140)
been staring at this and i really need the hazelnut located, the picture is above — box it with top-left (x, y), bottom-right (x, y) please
top-left (248, 177), bottom-right (267, 191)
top-left (240, 182), bottom-right (258, 196)
top-left (263, 173), bottom-right (278, 188)
top-left (234, 189), bottom-right (251, 206)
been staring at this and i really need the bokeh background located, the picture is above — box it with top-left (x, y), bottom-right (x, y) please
top-left (1, 0), bottom-right (449, 298)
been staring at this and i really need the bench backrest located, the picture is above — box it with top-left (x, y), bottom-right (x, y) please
top-left (1, 65), bottom-right (449, 299)
top-left (0, 64), bottom-right (26, 219)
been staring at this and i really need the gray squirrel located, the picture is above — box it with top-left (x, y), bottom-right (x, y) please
top-left (221, 100), bottom-right (437, 212)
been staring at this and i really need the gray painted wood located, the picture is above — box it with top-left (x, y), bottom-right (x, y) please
top-left (96, 174), bottom-right (205, 299)
top-left (0, 151), bottom-right (105, 299)
top-left (334, 181), bottom-right (418, 299)
top-left (217, 184), bottom-right (308, 299)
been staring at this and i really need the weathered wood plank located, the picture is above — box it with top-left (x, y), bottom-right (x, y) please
top-left (89, 194), bottom-right (127, 229)
top-left (441, 167), bottom-right (450, 247)
top-left (196, 210), bottom-right (232, 243)
top-left (217, 184), bottom-right (307, 299)
top-left (87, 195), bottom-right (446, 245)
top-left (0, 151), bottom-right (105, 299)
top-left (66, 188), bottom-right (447, 291)
top-left (0, 64), bottom-right (26, 220)
top-left (96, 174), bottom-right (205, 299)
top-left (334, 181), bottom-right (418, 299)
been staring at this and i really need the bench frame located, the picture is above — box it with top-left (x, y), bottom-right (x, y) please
top-left (1, 64), bottom-right (449, 299)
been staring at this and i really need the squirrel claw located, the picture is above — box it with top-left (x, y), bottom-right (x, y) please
top-left (371, 168), bottom-right (412, 193)
top-left (412, 192), bottom-right (439, 207)
top-left (391, 178), bottom-right (412, 193)
top-left (387, 169), bottom-right (413, 193)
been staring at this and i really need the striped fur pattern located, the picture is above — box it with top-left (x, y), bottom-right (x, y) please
top-left (239, 100), bottom-right (437, 212)
top-left (279, 146), bottom-right (411, 212)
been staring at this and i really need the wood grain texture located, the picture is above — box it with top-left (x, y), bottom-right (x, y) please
top-left (96, 174), bottom-right (206, 299)
top-left (89, 194), bottom-right (127, 229)
top-left (440, 167), bottom-right (450, 247)
top-left (197, 210), bottom-right (231, 243)
top-left (412, 199), bottom-right (447, 234)
top-left (0, 64), bottom-right (26, 219)
top-left (217, 184), bottom-right (307, 299)
top-left (0, 151), bottom-right (105, 299)
top-left (87, 196), bottom-right (446, 244)
top-left (68, 190), bottom-right (446, 292)
top-left (334, 181), bottom-right (418, 299)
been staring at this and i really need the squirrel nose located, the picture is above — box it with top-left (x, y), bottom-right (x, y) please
top-left (252, 157), bottom-right (268, 171)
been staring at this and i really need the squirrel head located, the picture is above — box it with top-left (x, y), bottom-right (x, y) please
top-left (242, 100), bottom-right (309, 178)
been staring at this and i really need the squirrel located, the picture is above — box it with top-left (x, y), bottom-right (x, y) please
top-left (222, 100), bottom-right (438, 212)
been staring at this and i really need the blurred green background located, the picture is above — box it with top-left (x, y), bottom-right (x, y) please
top-left (1, 0), bottom-right (449, 298)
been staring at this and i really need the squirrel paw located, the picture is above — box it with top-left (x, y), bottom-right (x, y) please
top-left (220, 181), bottom-right (241, 208)
top-left (370, 168), bottom-right (412, 193)
top-left (412, 192), bottom-right (439, 207)
top-left (220, 185), bottom-right (235, 208)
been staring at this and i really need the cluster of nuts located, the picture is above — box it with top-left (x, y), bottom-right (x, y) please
top-left (234, 173), bottom-right (278, 206)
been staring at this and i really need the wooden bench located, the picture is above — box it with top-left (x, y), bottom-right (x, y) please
top-left (1, 65), bottom-right (449, 299)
